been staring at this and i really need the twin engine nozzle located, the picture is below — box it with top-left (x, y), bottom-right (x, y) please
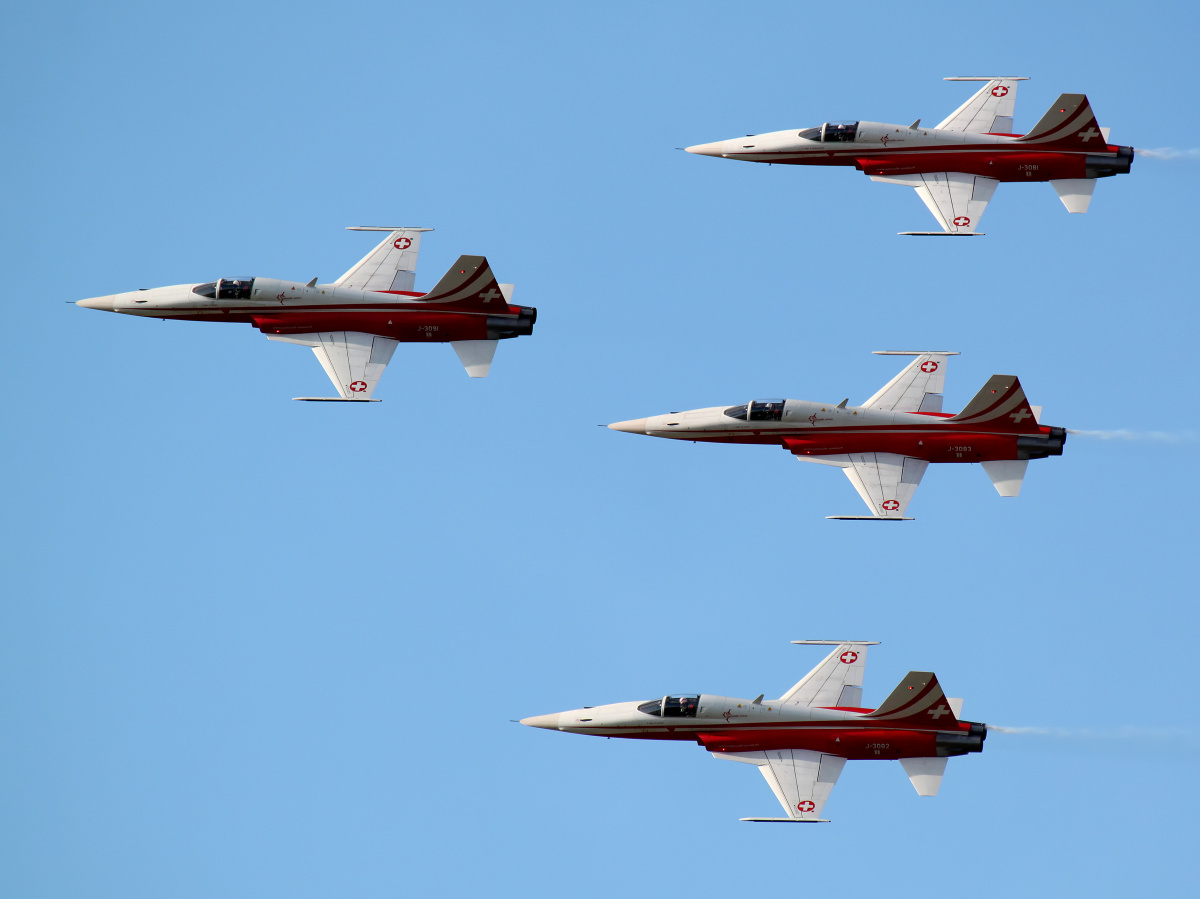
top-left (1017, 427), bottom-right (1067, 460)
top-left (1086, 145), bottom-right (1134, 178)
top-left (487, 306), bottom-right (537, 340)
top-left (936, 722), bottom-right (988, 757)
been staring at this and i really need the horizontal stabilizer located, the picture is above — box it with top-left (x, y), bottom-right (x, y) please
top-left (451, 339), bottom-right (498, 378)
top-left (1050, 179), bottom-right (1096, 213)
top-left (981, 459), bottom-right (1028, 496)
top-left (899, 231), bottom-right (985, 236)
top-left (900, 757), bottom-right (948, 796)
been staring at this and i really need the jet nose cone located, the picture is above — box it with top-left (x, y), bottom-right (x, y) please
top-left (608, 418), bottom-right (648, 435)
top-left (76, 295), bottom-right (116, 311)
top-left (684, 141), bottom-right (724, 157)
top-left (520, 714), bottom-right (561, 730)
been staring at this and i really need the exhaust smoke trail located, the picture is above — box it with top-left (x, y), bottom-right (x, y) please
top-left (988, 724), bottom-right (1200, 743)
top-left (1067, 429), bottom-right (1198, 443)
top-left (1135, 147), bottom-right (1200, 160)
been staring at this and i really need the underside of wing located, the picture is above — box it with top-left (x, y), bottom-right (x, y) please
top-left (872, 172), bottom-right (997, 234)
top-left (862, 352), bottom-right (956, 413)
top-left (336, 227), bottom-right (432, 293)
top-left (839, 452), bottom-right (928, 519)
top-left (269, 330), bottom-right (398, 400)
top-left (937, 77), bottom-right (1027, 133)
top-left (715, 749), bottom-right (845, 821)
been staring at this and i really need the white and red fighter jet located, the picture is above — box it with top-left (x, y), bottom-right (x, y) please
top-left (522, 641), bottom-right (986, 822)
top-left (608, 352), bottom-right (1066, 519)
top-left (685, 77), bottom-right (1133, 234)
top-left (76, 227), bottom-right (536, 400)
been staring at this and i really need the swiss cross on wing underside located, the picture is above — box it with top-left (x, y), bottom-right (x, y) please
top-left (920, 360), bottom-right (939, 373)
top-left (839, 651), bottom-right (858, 664)
top-left (952, 216), bottom-right (971, 227)
top-left (796, 800), bottom-right (816, 812)
top-left (393, 237), bottom-right (412, 249)
top-left (348, 380), bottom-right (368, 393)
top-left (881, 500), bottom-right (900, 511)
top-left (991, 85), bottom-right (1009, 97)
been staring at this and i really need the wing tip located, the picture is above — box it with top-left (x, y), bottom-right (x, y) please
top-left (739, 817), bottom-right (831, 823)
top-left (825, 516), bottom-right (914, 521)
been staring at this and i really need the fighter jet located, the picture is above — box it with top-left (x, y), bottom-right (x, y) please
top-left (608, 351), bottom-right (1065, 519)
top-left (522, 641), bottom-right (986, 822)
top-left (685, 77), bottom-right (1133, 234)
top-left (75, 227), bottom-right (536, 400)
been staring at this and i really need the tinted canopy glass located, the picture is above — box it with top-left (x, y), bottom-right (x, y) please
top-left (216, 278), bottom-right (254, 300)
top-left (749, 400), bottom-right (785, 421)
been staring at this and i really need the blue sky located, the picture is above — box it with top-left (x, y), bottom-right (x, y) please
top-left (3, 1), bottom-right (1198, 896)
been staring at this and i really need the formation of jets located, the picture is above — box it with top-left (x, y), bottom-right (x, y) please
top-left (73, 75), bottom-right (1134, 824)
top-left (523, 641), bottom-right (985, 821)
top-left (686, 77), bottom-right (1132, 234)
top-left (609, 352), bottom-right (1065, 519)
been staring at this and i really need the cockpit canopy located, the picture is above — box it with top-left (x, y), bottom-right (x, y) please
top-left (797, 121), bottom-right (859, 143)
top-left (637, 695), bottom-right (700, 718)
top-left (723, 399), bottom-right (785, 422)
top-left (192, 278), bottom-right (254, 300)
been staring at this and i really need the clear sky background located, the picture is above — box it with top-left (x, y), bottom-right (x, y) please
top-left (3, 1), bottom-right (1198, 896)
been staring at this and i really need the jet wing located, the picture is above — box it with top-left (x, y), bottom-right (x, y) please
top-left (778, 642), bottom-right (874, 709)
top-left (269, 330), bottom-right (398, 401)
top-left (714, 749), bottom-right (846, 821)
top-left (862, 351), bottom-right (958, 413)
top-left (937, 77), bottom-right (1028, 133)
top-left (335, 227), bottom-right (433, 293)
top-left (871, 172), bottom-right (998, 235)
top-left (812, 452), bottom-right (928, 519)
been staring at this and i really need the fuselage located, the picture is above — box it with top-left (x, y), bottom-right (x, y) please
top-left (610, 399), bottom-right (1066, 464)
top-left (77, 277), bottom-right (537, 343)
top-left (522, 696), bottom-right (986, 760)
top-left (686, 120), bottom-right (1134, 183)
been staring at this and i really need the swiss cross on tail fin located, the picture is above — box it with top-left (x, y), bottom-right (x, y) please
top-left (949, 375), bottom-right (1040, 432)
top-left (420, 255), bottom-right (506, 310)
top-left (866, 672), bottom-right (961, 729)
top-left (1019, 94), bottom-right (1108, 149)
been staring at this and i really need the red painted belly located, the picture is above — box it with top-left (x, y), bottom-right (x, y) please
top-left (251, 310), bottom-right (488, 342)
top-left (783, 431), bottom-right (1018, 462)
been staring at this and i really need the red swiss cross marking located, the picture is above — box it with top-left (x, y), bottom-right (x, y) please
top-left (348, 380), bottom-right (368, 393)
top-left (839, 651), bottom-right (858, 664)
top-left (952, 216), bottom-right (971, 227)
top-left (920, 360), bottom-right (939, 373)
top-left (797, 800), bottom-right (816, 813)
top-left (881, 499), bottom-right (900, 511)
top-left (393, 237), bottom-right (412, 249)
top-left (991, 85), bottom-right (1009, 97)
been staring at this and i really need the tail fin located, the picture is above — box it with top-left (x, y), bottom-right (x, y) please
top-left (1019, 93), bottom-right (1108, 149)
top-left (949, 375), bottom-right (1040, 432)
top-left (865, 671), bottom-right (960, 728)
top-left (421, 255), bottom-right (508, 310)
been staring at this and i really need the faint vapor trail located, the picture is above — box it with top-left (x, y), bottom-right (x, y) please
top-left (1067, 429), bottom-right (1198, 443)
top-left (988, 725), bottom-right (1200, 743)
top-left (1135, 147), bottom-right (1200, 160)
